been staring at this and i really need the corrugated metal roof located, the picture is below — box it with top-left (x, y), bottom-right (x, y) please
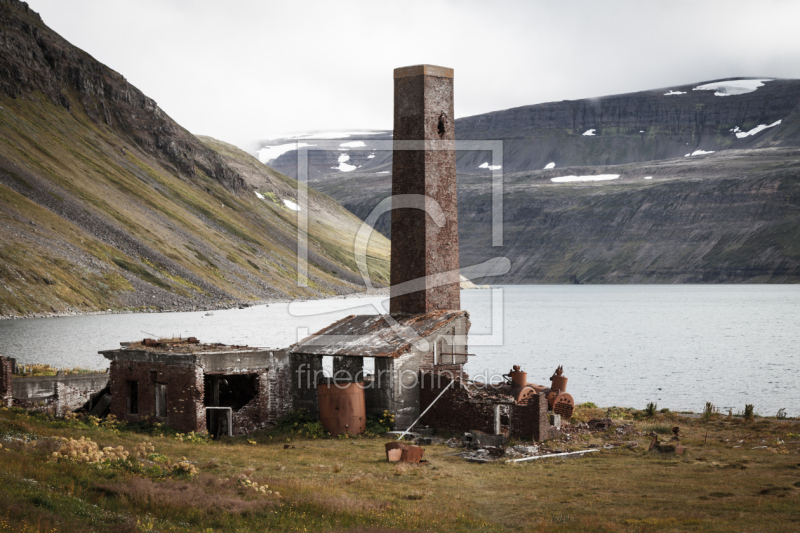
top-left (291, 310), bottom-right (468, 358)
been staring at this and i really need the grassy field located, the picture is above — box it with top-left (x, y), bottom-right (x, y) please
top-left (0, 405), bottom-right (798, 533)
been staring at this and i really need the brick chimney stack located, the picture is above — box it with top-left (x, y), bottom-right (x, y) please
top-left (390, 65), bottom-right (460, 315)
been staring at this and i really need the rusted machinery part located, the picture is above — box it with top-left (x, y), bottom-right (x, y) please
top-left (552, 392), bottom-right (575, 419)
top-left (510, 370), bottom-right (527, 387)
top-left (187, 337), bottom-right (199, 344)
top-left (385, 442), bottom-right (424, 463)
top-left (509, 385), bottom-right (535, 405)
top-left (550, 375), bottom-right (568, 393)
top-left (529, 383), bottom-right (547, 394)
top-left (142, 338), bottom-right (159, 347)
top-left (545, 389), bottom-right (558, 409)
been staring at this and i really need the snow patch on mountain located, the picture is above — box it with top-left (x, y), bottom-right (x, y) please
top-left (551, 174), bottom-right (620, 183)
top-left (257, 143), bottom-right (314, 164)
top-left (340, 141), bottom-right (367, 148)
top-left (693, 79), bottom-right (773, 97)
top-left (332, 154), bottom-right (357, 172)
top-left (734, 120), bottom-right (782, 139)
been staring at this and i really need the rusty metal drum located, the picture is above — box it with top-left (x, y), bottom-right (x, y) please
top-left (550, 375), bottom-right (568, 392)
top-left (510, 370), bottom-right (528, 387)
top-left (318, 381), bottom-right (366, 436)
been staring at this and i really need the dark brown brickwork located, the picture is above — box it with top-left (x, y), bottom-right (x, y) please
top-left (418, 373), bottom-right (555, 442)
top-left (391, 65), bottom-right (460, 314)
top-left (419, 374), bottom-right (495, 434)
top-left (109, 361), bottom-right (204, 433)
top-left (0, 356), bottom-right (12, 408)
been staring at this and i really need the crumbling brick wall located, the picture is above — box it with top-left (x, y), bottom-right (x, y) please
top-left (418, 373), bottom-right (495, 435)
top-left (0, 356), bottom-right (12, 408)
top-left (206, 352), bottom-right (293, 435)
top-left (51, 382), bottom-right (93, 416)
top-left (266, 360), bottom-right (293, 422)
top-left (418, 315), bottom-right (471, 378)
top-left (108, 361), bottom-right (204, 433)
top-left (418, 373), bottom-right (555, 442)
top-left (509, 392), bottom-right (553, 442)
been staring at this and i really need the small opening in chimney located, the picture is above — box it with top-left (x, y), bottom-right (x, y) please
top-left (437, 112), bottom-right (446, 138)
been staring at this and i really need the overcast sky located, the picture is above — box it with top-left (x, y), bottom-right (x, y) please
top-left (28, 0), bottom-right (800, 149)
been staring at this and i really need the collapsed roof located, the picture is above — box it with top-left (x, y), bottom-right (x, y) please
top-left (291, 310), bottom-right (468, 358)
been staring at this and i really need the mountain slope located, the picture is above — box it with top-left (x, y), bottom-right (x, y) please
top-left (455, 77), bottom-right (800, 172)
top-left (258, 78), bottom-right (800, 180)
top-left (0, 0), bottom-right (389, 317)
top-left (311, 148), bottom-right (800, 284)
top-left (267, 77), bottom-right (800, 284)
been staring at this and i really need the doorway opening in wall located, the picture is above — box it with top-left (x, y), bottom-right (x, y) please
top-left (127, 381), bottom-right (138, 415)
top-left (203, 374), bottom-right (258, 410)
top-left (155, 383), bottom-right (167, 418)
top-left (206, 407), bottom-right (233, 439)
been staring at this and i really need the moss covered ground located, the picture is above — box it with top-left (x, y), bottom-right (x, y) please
top-left (0, 405), bottom-right (798, 532)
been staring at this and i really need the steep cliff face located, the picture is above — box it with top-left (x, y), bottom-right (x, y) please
top-left (0, 0), bottom-right (389, 316)
top-left (311, 148), bottom-right (800, 284)
top-left (291, 78), bottom-right (800, 285)
top-left (455, 78), bottom-right (800, 172)
top-left (0, 0), bottom-right (244, 191)
top-left (261, 78), bottom-right (800, 180)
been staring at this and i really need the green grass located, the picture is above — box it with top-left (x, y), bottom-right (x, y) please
top-left (1, 406), bottom-right (799, 532)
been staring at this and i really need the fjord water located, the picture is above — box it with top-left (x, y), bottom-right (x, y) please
top-left (0, 285), bottom-right (797, 417)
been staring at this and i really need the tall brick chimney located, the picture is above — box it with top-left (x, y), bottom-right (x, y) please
top-left (390, 65), bottom-right (460, 315)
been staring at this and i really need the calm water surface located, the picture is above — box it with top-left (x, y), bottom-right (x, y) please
top-left (1, 285), bottom-right (797, 417)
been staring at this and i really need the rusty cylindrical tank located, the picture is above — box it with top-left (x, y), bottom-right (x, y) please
top-left (510, 370), bottom-right (528, 387)
top-left (318, 382), bottom-right (366, 436)
top-left (546, 366), bottom-right (575, 418)
top-left (551, 375), bottom-right (568, 392)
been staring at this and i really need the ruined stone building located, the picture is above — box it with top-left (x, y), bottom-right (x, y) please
top-left (291, 310), bottom-right (470, 429)
top-left (101, 340), bottom-right (292, 435)
top-left (95, 65), bottom-right (559, 443)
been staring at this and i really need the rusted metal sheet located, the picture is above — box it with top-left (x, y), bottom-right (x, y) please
top-left (291, 310), bottom-right (468, 358)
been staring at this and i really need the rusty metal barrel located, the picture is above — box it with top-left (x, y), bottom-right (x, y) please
top-left (318, 381), bottom-right (366, 436)
top-left (551, 374), bottom-right (568, 392)
top-left (510, 370), bottom-right (528, 387)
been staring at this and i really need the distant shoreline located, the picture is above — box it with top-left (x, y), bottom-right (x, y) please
top-left (0, 288), bottom-right (390, 322)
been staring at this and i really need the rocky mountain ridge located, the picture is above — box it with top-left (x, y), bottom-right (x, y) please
top-left (0, 0), bottom-right (390, 317)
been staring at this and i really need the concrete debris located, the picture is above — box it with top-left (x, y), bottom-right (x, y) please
top-left (513, 445), bottom-right (539, 455)
top-left (587, 418), bottom-right (614, 431)
top-left (462, 431), bottom-right (505, 450)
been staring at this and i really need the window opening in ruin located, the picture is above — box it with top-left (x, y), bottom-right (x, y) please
top-left (149, 370), bottom-right (157, 382)
top-left (127, 381), bottom-right (138, 414)
top-left (203, 373), bottom-right (257, 411)
top-left (438, 337), bottom-right (452, 365)
top-left (437, 112), bottom-right (446, 138)
top-left (155, 383), bottom-right (167, 417)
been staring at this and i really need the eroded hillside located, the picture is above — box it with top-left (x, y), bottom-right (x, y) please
top-left (0, 0), bottom-right (389, 316)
